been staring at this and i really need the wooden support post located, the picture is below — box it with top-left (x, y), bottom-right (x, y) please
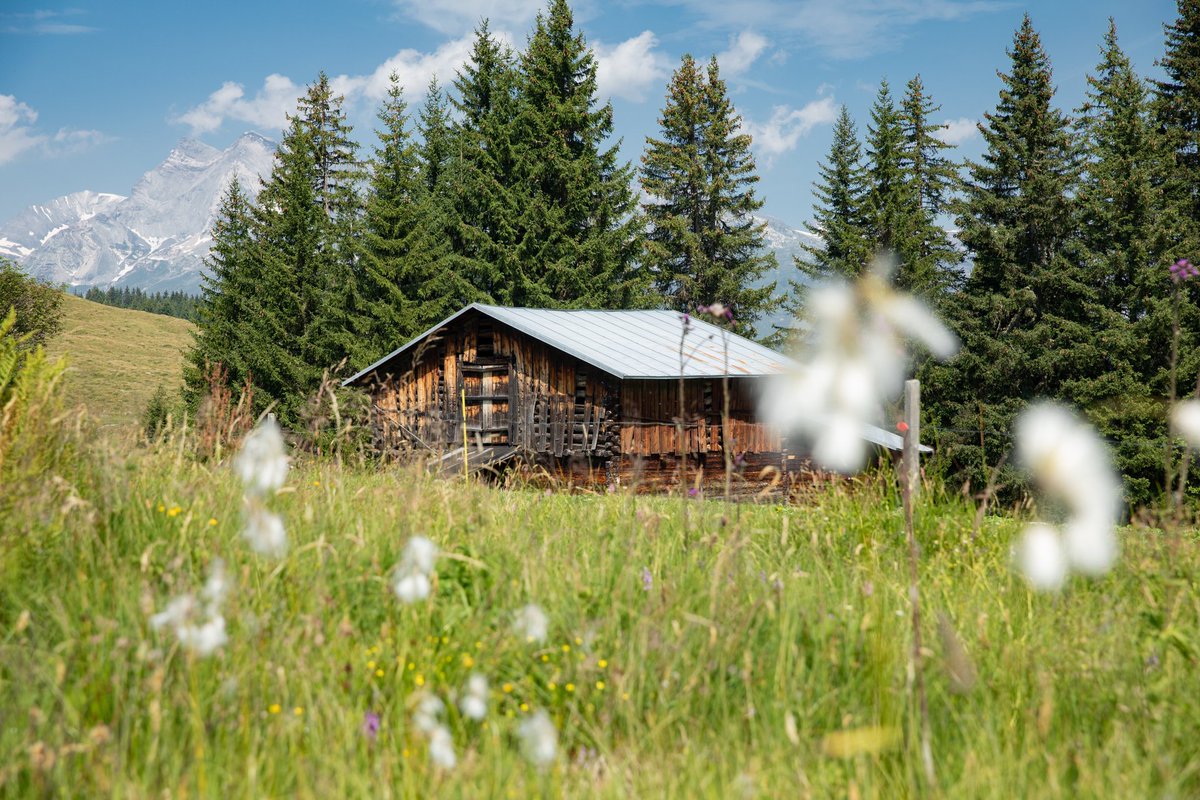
top-left (461, 387), bottom-right (469, 480)
top-left (903, 379), bottom-right (921, 501)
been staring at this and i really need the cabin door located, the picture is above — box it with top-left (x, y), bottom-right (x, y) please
top-left (457, 358), bottom-right (513, 446)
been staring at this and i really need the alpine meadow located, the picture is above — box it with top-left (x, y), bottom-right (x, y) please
top-left (4, 1), bottom-right (1200, 797)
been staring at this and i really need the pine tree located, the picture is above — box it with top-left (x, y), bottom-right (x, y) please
top-left (355, 73), bottom-right (471, 367)
top-left (641, 54), bottom-right (777, 332)
top-left (448, 21), bottom-right (524, 304)
top-left (417, 76), bottom-right (452, 195)
top-left (801, 105), bottom-right (871, 280)
top-left (1154, 0), bottom-right (1200, 248)
top-left (513, 0), bottom-right (645, 308)
top-left (1073, 20), bottom-right (1179, 502)
top-left (898, 74), bottom-right (963, 296)
top-left (925, 15), bottom-right (1135, 495)
top-left (864, 81), bottom-right (920, 269)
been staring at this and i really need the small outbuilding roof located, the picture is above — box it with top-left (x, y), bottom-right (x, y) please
top-left (344, 302), bottom-right (795, 384)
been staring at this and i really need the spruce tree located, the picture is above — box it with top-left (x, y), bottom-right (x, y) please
top-left (448, 21), bottom-right (524, 304)
top-left (801, 105), bottom-right (871, 280)
top-left (1074, 20), bottom-right (1176, 501)
top-left (864, 81), bottom-right (920, 271)
top-left (417, 76), bottom-right (452, 195)
top-left (1154, 0), bottom-right (1200, 248)
top-left (925, 15), bottom-right (1132, 495)
top-left (355, 73), bottom-right (470, 367)
top-left (641, 54), bottom-right (777, 332)
top-left (898, 74), bottom-right (963, 296)
top-left (185, 177), bottom-right (255, 405)
top-left (513, 0), bottom-right (645, 308)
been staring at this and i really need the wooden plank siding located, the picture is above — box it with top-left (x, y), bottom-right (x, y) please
top-left (362, 309), bottom-right (808, 492)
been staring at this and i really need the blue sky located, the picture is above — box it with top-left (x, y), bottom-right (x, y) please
top-left (0, 0), bottom-right (1182, 225)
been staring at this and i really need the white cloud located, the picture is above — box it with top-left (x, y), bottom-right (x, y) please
top-left (390, 0), bottom-right (546, 34)
top-left (0, 96), bottom-right (42, 165)
top-left (936, 117), bottom-right (978, 145)
top-left (744, 97), bottom-right (838, 160)
top-left (173, 74), bottom-right (301, 135)
top-left (175, 33), bottom-right (491, 135)
top-left (0, 95), bottom-right (107, 166)
top-left (668, 0), bottom-right (1002, 60)
top-left (595, 31), bottom-right (671, 103)
top-left (716, 31), bottom-right (768, 77)
top-left (331, 34), bottom-right (483, 102)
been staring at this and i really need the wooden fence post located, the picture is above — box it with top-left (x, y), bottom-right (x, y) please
top-left (904, 379), bottom-right (921, 500)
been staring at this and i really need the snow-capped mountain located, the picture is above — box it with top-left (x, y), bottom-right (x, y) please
top-left (752, 214), bottom-right (820, 334)
top-left (1, 132), bottom-right (276, 292)
top-left (0, 191), bottom-right (125, 261)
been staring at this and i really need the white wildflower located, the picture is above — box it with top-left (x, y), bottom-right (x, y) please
top-left (1014, 523), bottom-right (1068, 592)
top-left (427, 724), bottom-right (457, 770)
top-left (392, 535), bottom-right (438, 604)
top-left (1014, 402), bottom-right (1121, 589)
top-left (413, 694), bottom-right (445, 734)
top-left (458, 673), bottom-right (489, 721)
top-left (517, 709), bottom-right (558, 768)
top-left (393, 572), bottom-right (431, 603)
top-left (149, 595), bottom-right (196, 632)
top-left (762, 255), bottom-right (958, 472)
top-left (400, 535), bottom-right (438, 575)
top-left (1172, 399), bottom-right (1200, 447)
top-left (176, 615), bottom-right (228, 657)
top-left (513, 604), bottom-right (549, 644)
top-left (149, 559), bottom-right (230, 657)
top-left (234, 417), bottom-right (289, 496)
top-left (243, 503), bottom-right (288, 558)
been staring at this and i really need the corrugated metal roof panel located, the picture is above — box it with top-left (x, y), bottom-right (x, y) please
top-left (475, 305), bottom-right (795, 379)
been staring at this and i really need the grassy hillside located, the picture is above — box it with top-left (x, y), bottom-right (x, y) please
top-left (2, 427), bottom-right (1198, 796)
top-left (45, 293), bottom-right (193, 431)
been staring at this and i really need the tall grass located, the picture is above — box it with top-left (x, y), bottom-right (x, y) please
top-left (1, 420), bottom-right (1198, 796)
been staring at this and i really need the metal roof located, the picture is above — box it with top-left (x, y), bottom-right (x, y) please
top-left (344, 302), bottom-right (797, 384)
top-left (342, 303), bottom-right (925, 453)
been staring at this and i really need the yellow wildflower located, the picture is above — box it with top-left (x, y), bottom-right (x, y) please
top-left (598, 659), bottom-right (608, 669)
top-left (167, 506), bottom-right (182, 517)
top-left (566, 683), bottom-right (575, 693)
top-left (208, 518), bottom-right (218, 527)
top-left (502, 683), bottom-right (514, 693)
top-left (268, 704), bottom-right (281, 714)
top-left (375, 669), bottom-right (384, 678)
top-left (461, 654), bottom-right (475, 668)
top-left (293, 707), bottom-right (303, 716)
top-left (415, 674), bottom-right (425, 687)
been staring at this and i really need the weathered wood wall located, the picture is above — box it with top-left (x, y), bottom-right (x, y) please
top-left (617, 378), bottom-right (782, 456)
top-left (363, 311), bottom-right (798, 489)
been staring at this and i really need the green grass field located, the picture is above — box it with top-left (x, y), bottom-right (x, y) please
top-left (2, 428), bottom-right (1198, 797)
top-left (44, 294), bottom-right (193, 431)
top-left (3, 307), bottom-right (1199, 797)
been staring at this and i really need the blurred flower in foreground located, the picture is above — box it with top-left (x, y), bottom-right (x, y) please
top-left (361, 710), bottom-right (380, 742)
top-left (428, 725), bottom-right (457, 769)
top-left (1171, 399), bottom-right (1200, 447)
top-left (1169, 258), bottom-right (1198, 282)
top-left (762, 255), bottom-right (958, 472)
top-left (411, 694), bottom-right (456, 769)
top-left (459, 673), bottom-right (489, 721)
top-left (149, 558), bottom-right (229, 657)
top-left (234, 418), bottom-right (289, 496)
top-left (1014, 403), bottom-right (1121, 590)
top-left (392, 535), bottom-right (438, 603)
top-left (513, 603), bottom-right (549, 644)
top-left (517, 709), bottom-right (558, 768)
top-left (243, 502), bottom-right (288, 558)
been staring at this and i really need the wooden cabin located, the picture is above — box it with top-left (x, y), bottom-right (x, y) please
top-left (343, 304), bottom-right (907, 492)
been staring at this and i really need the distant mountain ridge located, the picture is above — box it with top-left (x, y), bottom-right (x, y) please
top-left (1, 132), bottom-right (276, 292)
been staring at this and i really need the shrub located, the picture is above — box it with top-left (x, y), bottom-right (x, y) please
top-left (0, 258), bottom-right (64, 349)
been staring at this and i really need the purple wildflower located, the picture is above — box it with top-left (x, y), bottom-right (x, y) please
top-left (687, 487), bottom-right (699, 498)
top-left (641, 566), bottom-right (653, 592)
top-left (1170, 258), bottom-right (1198, 282)
top-left (362, 710), bottom-right (381, 741)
